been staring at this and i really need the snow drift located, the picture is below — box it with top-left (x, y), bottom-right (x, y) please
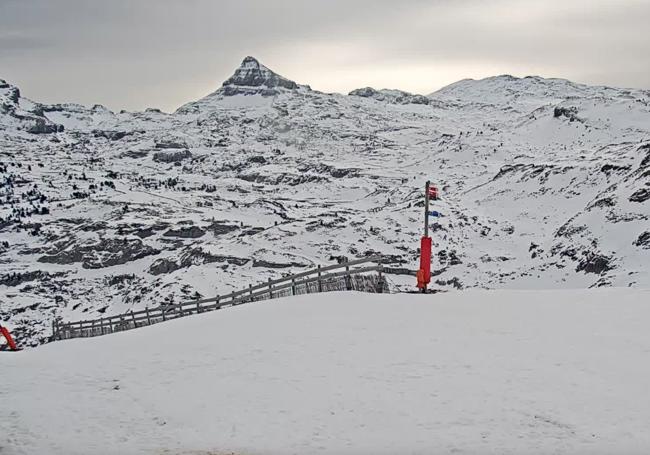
top-left (3, 289), bottom-right (650, 454)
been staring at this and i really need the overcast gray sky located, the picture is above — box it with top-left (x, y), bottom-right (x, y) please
top-left (1, 0), bottom-right (648, 112)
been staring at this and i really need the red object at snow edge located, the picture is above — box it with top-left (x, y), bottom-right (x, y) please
top-left (0, 326), bottom-right (18, 351)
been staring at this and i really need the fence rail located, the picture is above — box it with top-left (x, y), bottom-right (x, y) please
top-left (53, 256), bottom-right (385, 341)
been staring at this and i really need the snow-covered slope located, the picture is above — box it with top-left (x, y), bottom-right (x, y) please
top-left (1, 57), bottom-right (649, 345)
top-left (3, 289), bottom-right (650, 454)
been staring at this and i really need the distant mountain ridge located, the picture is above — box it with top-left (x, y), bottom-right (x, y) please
top-left (1, 56), bottom-right (649, 346)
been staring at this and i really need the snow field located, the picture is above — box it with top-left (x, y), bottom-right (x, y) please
top-left (3, 288), bottom-right (650, 454)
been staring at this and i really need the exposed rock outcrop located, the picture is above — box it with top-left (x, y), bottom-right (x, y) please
top-left (633, 232), bottom-right (650, 249)
top-left (553, 106), bottom-right (580, 122)
top-left (38, 239), bottom-right (160, 269)
top-left (576, 252), bottom-right (613, 275)
top-left (153, 149), bottom-right (191, 163)
top-left (349, 87), bottom-right (430, 105)
top-left (163, 226), bottom-right (205, 238)
top-left (221, 56), bottom-right (299, 96)
top-left (629, 188), bottom-right (650, 203)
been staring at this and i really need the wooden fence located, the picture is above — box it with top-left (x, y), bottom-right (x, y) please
top-left (53, 256), bottom-right (385, 341)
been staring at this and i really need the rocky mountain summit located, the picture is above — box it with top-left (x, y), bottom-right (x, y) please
top-left (1, 57), bottom-right (649, 346)
top-left (221, 56), bottom-right (300, 96)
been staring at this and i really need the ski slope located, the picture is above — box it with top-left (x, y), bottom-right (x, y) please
top-left (3, 288), bottom-right (650, 454)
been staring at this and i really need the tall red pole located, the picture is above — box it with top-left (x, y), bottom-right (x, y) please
top-left (417, 181), bottom-right (432, 292)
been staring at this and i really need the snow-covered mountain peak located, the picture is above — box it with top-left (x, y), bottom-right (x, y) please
top-left (220, 56), bottom-right (300, 96)
top-left (429, 74), bottom-right (648, 109)
top-left (174, 56), bottom-right (307, 113)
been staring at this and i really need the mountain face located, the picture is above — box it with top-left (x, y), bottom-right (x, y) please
top-left (176, 56), bottom-right (306, 113)
top-left (0, 79), bottom-right (64, 134)
top-left (1, 57), bottom-right (649, 346)
top-left (221, 56), bottom-right (300, 95)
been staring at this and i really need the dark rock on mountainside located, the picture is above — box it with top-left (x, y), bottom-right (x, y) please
top-left (633, 231), bottom-right (650, 249)
top-left (155, 140), bottom-right (188, 149)
top-left (149, 248), bottom-right (249, 275)
top-left (639, 144), bottom-right (650, 168)
top-left (163, 226), bottom-right (205, 238)
top-left (438, 249), bottom-right (462, 266)
top-left (38, 239), bottom-right (160, 269)
top-left (435, 277), bottom-right (463, 289)
top-left (0, 80), bottom-right (20, 103)
top-left (148, 258), bottom-right (181, 275)
top-left (27, 118), bottom-right (64, 134)
top-left (553, 106), bottom-right (580, 122)
top-left (207, 221), bottom-right (240, 236)
top-left (349, 87), bottom-right (430, 105)
top-left (248, 155), bottom-right (267, 164)
top-left (629, 188), bottom-right (650, 203)
top-left (576, 252), bottom-right (613, 275)
top-left (349, 87), bottom-right (378, 98)
top-left (0, 270), bottom-right (65, 287)
top-left (93, 130), bottom-right (133, 141)
top-left (298, 163), bottom-right (360, 178)
top-left (252, 259), bottom-right (308, 269)
top-left (587, 196), bottom-right (616, 210)
top-left (600, 164), bottom-right (631, 175)
top-left (238, 172), bottom-right (327, 186)
top-left (153, 149), bottom-right (191, 163)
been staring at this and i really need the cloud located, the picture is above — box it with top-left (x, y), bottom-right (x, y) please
top-left (0, 0), bottom-right (647, 111)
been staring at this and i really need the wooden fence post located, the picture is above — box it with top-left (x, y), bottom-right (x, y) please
top-left (345, 264), bottom-right (351, 290)
top-left (317, 265), bottom-right (322, 292)
top-left (249, 284), bottom-right (253, 302)
top-left (216, 295), bottom-right (220, 309)
top-left (131, 311), bottom-right (136, 328)
top-left (145, 308), bottom-right (151, 325)
top-left (52, 320), bottom-right (57, 340)
top-left (377, 265), bottom-right (384, 293)
top-left (291, 278), bottom-right (296, 295)
top-left (196, 300), bottom-right (201, 314)
top-left (268, 277), bottom-right (273, 299)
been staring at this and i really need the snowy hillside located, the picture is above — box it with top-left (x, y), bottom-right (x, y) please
top-left (3, 289), bottom-right (650, 454)
top-left (1, 57), bottom-right (649, 345)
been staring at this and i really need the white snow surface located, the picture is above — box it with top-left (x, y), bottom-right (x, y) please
top-left (3, 288), bottom-right (650, 455)
top-left (1, 57), bottom-right (650, 346)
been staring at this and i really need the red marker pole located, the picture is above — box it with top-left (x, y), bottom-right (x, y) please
top-left (0, 325), bottom-right (19, 351)
top-left (417, 180), bottom-right (433, 292)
